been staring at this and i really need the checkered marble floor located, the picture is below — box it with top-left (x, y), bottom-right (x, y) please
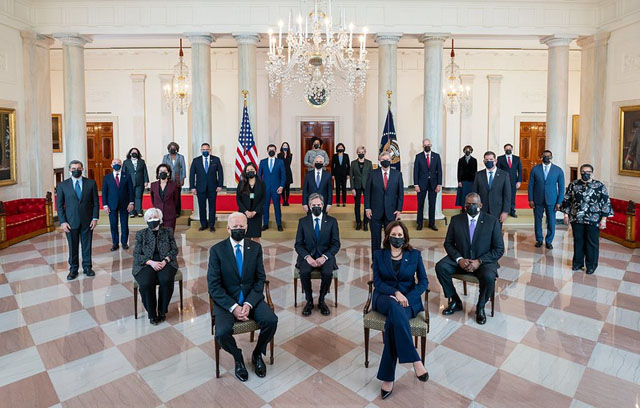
top-left (1, 225), bottom-right (639, 408)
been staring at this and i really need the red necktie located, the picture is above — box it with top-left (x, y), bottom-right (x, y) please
top-left (384, 171), bottom-right (388, 190)
top-left (426, 154), bottom-right (430, 168)
top-left (115, 174), bottom-right (120, 187)
top-left (508, 156), bottom-right (512, 168)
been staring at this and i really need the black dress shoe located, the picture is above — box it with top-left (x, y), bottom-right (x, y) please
top-left (157, 314), bottom-right (166, 323)
top-left (545, 243), bottom-right (553, 249)
top-left (277, 225), bottom-right (283, 232)
top-left (535, 241), bottom-right (543, 247)
top-left (510, 212), bottom-right (518, 218)
top-left (318, 302), bottom-right (330, 315)
top-left (363, 223), bottom-right (368, 231)
top-left (283, 202), bottom-right (289, 207)
top-left (150, 317), bottom-right (160, 326)
top-left (235, 360), bottom-right (249, 382)
top-left (586, 268), bottom-right (596, 275)
top-left (198, 226), bottom-right (207, 231)
top-left (252, 353), bottom-right (267, 378)
top-left (67, 271), bottom-right (78, 281)
top-left (417, 372), bottom-right (429, 382)
top-left (122, 243), bottom-right (129, 250)
top-left (129, 213), bottom-right (136, 218)
top-left (416, 224), bottom-right (423, 231)
top-left (302, 302), bottom-right (313, 316)
top-left (262, 225), bottom-right (269, 231)
top-left (210, 226), bottom-right (216, 232)
top-left (476, 308), bottom-right (487, 325)
top-left (442, 297), bottom-right (463, 315)
top-left (572, 265), bottom-right (584, 271)
top-left (356, 222), bottom-right (361, 231)
top-left (381, 383), bottom-right (394, 400)
top-left (428, 224), bottom-right (438, 231)
top-left (84, 269), bottom-right (95, 277)
top-left (110, 245), bottom-right (119, 251)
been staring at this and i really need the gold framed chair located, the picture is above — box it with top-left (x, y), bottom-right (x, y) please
top-left (133, 270), bottom-right (183, 319)
top-left (293, 266), bottom-right (338, 307)
top-left (452, 273), bottom-right (496, 317)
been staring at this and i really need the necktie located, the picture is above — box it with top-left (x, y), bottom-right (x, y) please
top-left (269, 159), bottom-right (273, 172)
top-left (314, 218), bottom-right (320, 240)
top-left (488, 171), bottom-right (494, 188)
top-left (115, 174), bottom-right (120, 187)
top-left (508, 156), bottom-right (512, 168)
top-left (426, 154), bottom-right (430, 168)
top-left (384, 172), bottom-right (388, 190)
top-left (204, 158), bottom-right (209, 173)
top-left (469, 218), bottom-right (476, 242)
top-left (74, 180), bottom-right (82, 200)
top-left (544, 165), bottom-right (549, 180)
top-left (316, 172), bottom-right (321, 188)
top-left (235, 244), bottom-right (244, 304)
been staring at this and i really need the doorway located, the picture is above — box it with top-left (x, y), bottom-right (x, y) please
top-left (300, 121), bottom-right (335, 183)
top-left (86, 122), bottom-right (114, 191)
top-left (518, 121), bottom-right (546, 190)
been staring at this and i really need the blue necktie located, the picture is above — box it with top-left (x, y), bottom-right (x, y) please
top-left (74, 180), bottom-right (82, 200)
top-left (544, 165), bottom-right (548, 180)
top-left (204, 158), bottom-right (209, 173)
top-left (314, 218), bottom-right (320, 240)
top-left (316, 172), bottom-right (321, 188)
top-left (269, 159), bottom-right (273, 172)
top-left (488, 171), bottom-right (494, 189)
top-left (235, 244), bottom-right (244, 304)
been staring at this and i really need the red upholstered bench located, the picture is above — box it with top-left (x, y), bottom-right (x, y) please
top-left (0, 192), bottom-right (55, 249)
top-left (601, 198), bottom-right (639, 248)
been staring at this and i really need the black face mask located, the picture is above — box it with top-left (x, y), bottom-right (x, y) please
top-left (268, 150), bottom-right (276, 157)
top-left (311, 206), bottom-right (323, 216)
top-left (542, 156), bottom-right (551, 164)
top-left (466, 204), bottom-right (480, 217)
top-left (313, 144), bottom-right (320, 149)
top-left (131, 153), bottom-right (139, 159)
top-left (282, 147), bottom-right (289, 152)
top-left (424, 146), bottom-right (431, 153)
top-left (147, 220), bottom-right (160, 229)
top-left (464, 151), bottom-right (471, 156)
top-left (485, 161), bottom-right (495, 169)
top-left (169, 148), bottom-right (177, 154)
top-left (380, 160), bottom-right (390, 168)
top-left (358, 153), bottom-right (365, 159)
top-left (71, 169), bottom-right (82, 178)
top-left (315, 162), bottom-right (324, 169)
top-left (505, 149), bottom-right (512, 155)
top-left (230, 228), bottom-right (245, 241)
top-left (158, 172), bottom-right (168, 180)
top-left (337, 149), bottom-right (344, 153)
top-left (246, 171), bottom-right (256, 179)
top-left (581, 173), bottom-right (592, 181)
top-left (390, 237), bottom-right (405, 249)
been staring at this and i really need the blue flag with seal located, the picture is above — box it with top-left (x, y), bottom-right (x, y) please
top-left (379, 105), bottom-right (401, 171)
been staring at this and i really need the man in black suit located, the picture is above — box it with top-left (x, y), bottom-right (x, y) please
top-left (207, 212), bottom-right (278, 382)
top-left (295, 193), bottom-right (341, 316)
top-left (302, 155), bottom-right (332, 213)
top-left (497, 143), bottom-right (523, 217)
top-left (56, 160), bottom-right (100, 280)
top-left (413, 138), bottom-right (442, 231)
top-left (102, 158), bottom-right (134, 251)
top-left (435, 192), bottom-right (504, 324)
top-left (472, 151), bottom-right (511, 224)
top-left (189, 143), bottom-right (224, 231)
top-left (365, 151), bottom-right (404, 251)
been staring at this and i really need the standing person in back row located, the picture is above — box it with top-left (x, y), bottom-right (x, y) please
top-left (123, 147), bottom-right (149, 218)
top-left (303, 137), bottom-right (330, 171)
top-left (528, 150), bottom-right (565, 249)
top-left (102, 158), bottom-right (134, 251)
top-left (162, 142), bottom-right (187, 217)
top-left (472, 151), bottom-right (511, 224)
top-left (259, 144), bottom-right (285, 232)
top-left (413, 138), bottom-right (442, 231)
top-left (456, 145), bottom-right (477, 211)
top-left (331, 143), bottom-right (350, 207)
top-left (497, 143), bottom-right (522, 218)
top-left (277, 142), bottom-right (293, 206)
top-left (190, 143), bottom-right (224, 232)
top-left (350, 145), bottom-right (373, 231)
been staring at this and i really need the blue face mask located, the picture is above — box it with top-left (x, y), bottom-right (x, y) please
top-left (112, 164), bottom-right (122, 171)
top-left (202, 151), bottom-right (210, 157)
top-left (485, 161), bottom-right (495, 169)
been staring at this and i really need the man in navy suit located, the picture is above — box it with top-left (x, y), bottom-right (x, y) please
top-left (365, 151), bottom-right (404, 251)
top-left (259, 144), bottom-right (286, 232)
top-left (190, 143), bottom-right (224, 232)
top-left (102, 158), bottom-right (134, 251)
top-left (302, 155), bottom-right (332, 213)
top-left (497, 143), bottom-right (523, 217)
top-left (413, 138), bottom-right (442, 231)
top-left (528, 150), bottom-right (565, 249)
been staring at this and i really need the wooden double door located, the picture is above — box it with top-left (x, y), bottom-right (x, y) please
top-left (300, 121), bottom-right (335, 183)
top-left (518, 121), bottom-right (546, 190)
top-left (86, 122), bottom-right (114, 191)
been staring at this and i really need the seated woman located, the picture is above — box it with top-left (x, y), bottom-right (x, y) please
top-left (372, 220), bottom-right (429, 399)
top-left (150, 164), bottom-right (180, 233)
top-left (133, 208), bottom-right (179, 325)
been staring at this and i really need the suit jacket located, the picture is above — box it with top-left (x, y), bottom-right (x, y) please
top-left (277, 152), bottom-right (293, 184)
top-left (236, 179), bottom-right (266, 214)
top-left (122, 159), bottom-right (149, 187)
top-left (457, 156), bottom-right (477, 183)
top-left (349, 159), bottom-right (373, 190)
top-left (331, 153), bottom-right (351, 178)
top-left (150, 180), bottom-right (180, 221)
top-left (162, 153), bottom-right (187, 184)
top-left (444, 212), bottom-right (504, 265)
top-left (132, 227), bottom-right (179, 275)
top-left (56, 177), bottom-right (99, 229)
top-left (294, 214), bottom-right (340, 267)
top-left (102, 172), bottom-right (134, 210)
top-left (413, 151), bottom-right (443, 190)
top-left (372, 249), bottom-right (428, 316)
top-left (258, 157), bottom-right (286, 190)
top-left (527, 164), bottom-right (565, 206)
top-left (364, 168), bottom-right (404, 222)
top-left (189, 155), bottom-right (224, 193)
top-left (207, 238), bottom-right (266, 314)
top-left (472, 169), bottom-right (511, 216)
top-left (497, 155), bottom-right (523, 185)
top-left (302, 169), bottom-right (333, 206)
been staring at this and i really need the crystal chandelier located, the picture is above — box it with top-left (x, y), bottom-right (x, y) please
top-left (266, 0), bottom-right (369, 104)
top-left (443, 39), bottom-right (471, 115)
top-left (163, 39), bottom-right (191, 115)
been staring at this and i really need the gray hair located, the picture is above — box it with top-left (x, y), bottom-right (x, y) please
top-left (379, 151), bottom-right (391, 161)
top-left (144, 207), bottom-right (164, 223)
top-left (227, 211), bottom-right (247, 226)
top-left (465, 192), bottom-right (482, 203)
top-left (314, 154), bottom-right (325, 163)
top-left (68, 160), bottom-right (84, 169)
top-left (308, 193), bottom-right (325, 206)
top-left (356, 145), bottom-right (367, 153)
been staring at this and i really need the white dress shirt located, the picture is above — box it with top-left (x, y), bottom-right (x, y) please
top-left (202, 155), bottom-right (209, 168)
top-left (455, 213), bottom-right (480, 264)
top-left (486, 169), bottom-right (496, 185)
top-left (228, 237), bottom-right (252, 313)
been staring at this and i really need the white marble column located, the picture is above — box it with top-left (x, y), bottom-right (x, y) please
top-left (540, 34), bottom-right (576, 180)
top-left (577, 33), bottom-right (610, 181)
top-left (159, 74), bottom-right (175, 149)
top-left (486, 74), bottom-right (503, 152)
top-left (375, 33), bottom-right (402, 137)
top-left (233, 33), bottom-right (259, 139)
top-left (21, 31), bottom-right (54, 197)
top-left (53, 33), bottom-right (91, 168)
top-left (130, 74), bottom-right (147, 156)
top-left (420, 33), bottom-right (449, 219)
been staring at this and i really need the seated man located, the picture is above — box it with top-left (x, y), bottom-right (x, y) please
top-left (435, 192), bottom-right (504, 325)
top-left (207, 212), bottom-right (278, 382)
top-left (294, 193), bottom-right (341, 316)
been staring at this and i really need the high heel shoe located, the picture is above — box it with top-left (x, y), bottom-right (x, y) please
top-left (417, 371), bottom-right (429, 382)
top-left (381, 383), bottom-right (394, 400)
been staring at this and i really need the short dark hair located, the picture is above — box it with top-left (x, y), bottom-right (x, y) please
top-left (504, 143), bottom-right (513, 149)
top-left (580, 164), bottom-right (594, 172)
top-left (267, 144), bottom-right (277, 150)
top-left (126, 147), bottom-right (142, 160)
top-left (484, 151), bottom-right (496, 159)
top-left (336, 143), bottom-right (345, 151)
top-left (463, 145), bottom-right (473, 152)
top-left (311, 137), bottom-right (322, 146)
top-left (68, 160), bottom-right (83, 169)
top-left (156, 163), bottom-right (172, 178)
top-left (542, 150), bottom-right (552, 156)
top-left (167, 142), bottom-right (179, 152)
top-left (201, 143), bottom-right (210, 148)
top-left (382, 220), bottom-right (413, 251)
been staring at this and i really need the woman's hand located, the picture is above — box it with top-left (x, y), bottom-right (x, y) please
top-left (393, 291), bottom-right (409, 307)
top-left (599, 218), bottom-right (607, 230)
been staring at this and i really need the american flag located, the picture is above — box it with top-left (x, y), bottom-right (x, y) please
top-left (235, 104), bottom-right (258, 183)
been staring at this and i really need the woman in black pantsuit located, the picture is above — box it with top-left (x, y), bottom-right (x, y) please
top-left (331, 143), bottom-right (350, 207)
top-left (278, 142), bottom-right (293, 206)
top-left (236, 162), bottom-right (266, 241)
top-left (133, 208), bottom-right (179, 325)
